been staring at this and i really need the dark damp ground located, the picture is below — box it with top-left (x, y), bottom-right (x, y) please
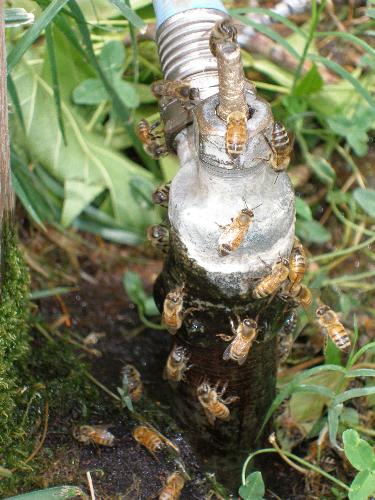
top-left (7, 229), bottom-right (308, 499)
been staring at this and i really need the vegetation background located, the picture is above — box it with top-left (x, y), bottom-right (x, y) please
top-left (1, 0), bottom-right (375, 498)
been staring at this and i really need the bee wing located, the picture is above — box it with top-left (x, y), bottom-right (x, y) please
top-left (222, 342), bottom-right (233, 361)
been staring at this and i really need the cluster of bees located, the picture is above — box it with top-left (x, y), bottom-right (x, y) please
top-left (146, 172), bottom-right (351, 427)
top-left (137, 18), bottom-right (292, 181)
top-left (73, 364), bottom-right (186, 499)
top-left (141, 19), bottom-right (351, 429)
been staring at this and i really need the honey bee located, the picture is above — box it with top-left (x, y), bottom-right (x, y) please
top-left (162, 286), bottom-right (185, 334)
top-left (197, 379), bottom-right (239, 426)
top-left (280, 282), bottom-right (312, 309)
top-left (289, 238), bottom-right (306, 287)
top-left (121, 364), bottom-right (143, 402)
top-left (133, 425), bottom-right (163, 455)
top-left (158, 472), bottom-right (185, 500)
top-left (253, 257), bottom-right (290, 299)
top-left (265, 122), bottom-right (292, 172)
top-left (163, 345), bottom-right (192, 383)
top-left (316, 305), bottom-right (351, 352)
top-left (151, 80), bottom-right (199, 102)
top-left (137, 118), bottom-right (168, 159)
top-left (226, 111), bottom-right (248, 158)
top-left (152, 181), bottom-right (171, 208)
top-left (209, 19), bottom-right (237, 57)
top-left (218, 202), bottom-right (259, 256)
top-left (277, 311), bottom-right (298, 365)
top-left (217, 316), bottom-right (257, 366)
top-left (147, 224), bottom-right (169, 254)
top-left (73, 425), bottom-right (115, 447)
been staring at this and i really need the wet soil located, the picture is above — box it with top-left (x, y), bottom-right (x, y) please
top-left (22, 233), bottom-right (308, 499)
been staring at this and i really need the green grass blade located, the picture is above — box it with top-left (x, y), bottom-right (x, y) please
top-left (308, 53), bottom-right (375, 111)
top-left (30, 286), bottom-right (75, 299)
top-left (333, 386), bottom-right (375, 405)
top-left (124, 0), bottom-right (139, 82)
top-left (7, 0), bottom-right (70, 73)
top-left (294, 384), bottom-right (336, 399)
top-left (108, 0), bottom-right (145, 29)
top-left (6, 485), bottom-right (85, 499)
top-left (45, 25), bottom-right (66, 144)
top-left (350, 341), bottom-right (375, 366)
top-left (5, 8), bottom-right (34, 28)
top-left (231, 7), bottom-right (305, 37)
top-left (345, 369), bottom-right (375, 378)
top-left (11, 169), bottom-right (46, 228)
top-left (231, 14), bottom-right (300, 60)
top-left (7, 74), bottom-right (25, 129)
top-left (52, 12), bottom-right (87, 58)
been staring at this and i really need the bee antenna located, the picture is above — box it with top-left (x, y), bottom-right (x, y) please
top-left (251, 203), bottom-right (262, 210)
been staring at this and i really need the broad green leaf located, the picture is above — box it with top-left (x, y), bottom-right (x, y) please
top-left (349, 470), bottom-right (375, 500)
top-left (295, 64), bottom-right (323, 97)
top-left (239, 472), bottom-right (265, 500)
top-left (73, 219), bottom-right (142, 245)
top-left (328, 115), bottom-right (370, 157)
top-left (123, 271), bottom-right (146, 307)
top-left (61, 180), bottom-right (104, 227)
top-left (30, 287), bottom-right (75, 300)
top-left (295, 197), bottom-right (312, 221)
top-left (6, 485), bottom-right (85, 499)
top-left (144, 297), bottom-right (159, 316)
top-left (353, 188), bottom-right (375, 218)
top-left (113, 77), bottom-right (140, 109)
top-left (73, 79), bottom-right (108, 105)
top-left (12, 58), bottom-right (157, 232)
top-left (0, 466), bottom-right (12, 477)
top-left (296, 219), bottom-right (331, 244)
top-left (7, 0), bottom-right (70, 72)
top-left (99, 41), bottom-right (125, 80)
top-left (7, 74), bottom-right (25, 128)
top-left (108, 0), bottom-right (145, 29)
top-left (307, 156), bottom-right (336, 186)
top-left (343, 429), bottom-right (375, 472)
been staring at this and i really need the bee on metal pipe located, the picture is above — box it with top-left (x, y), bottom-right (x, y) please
top-left (162, 285), bottom-right (185, 335)
top-left (253, 257), bottom-right (290, 299)
top-left (280, 282), bottom-right (312, 309)
top-left (137, 118), bottom-right (168, 159)
top-left (163, 345), bottom-right (192, 383)
top-left (289, 238), bottom-right (306, 288)
top-left (73, 425), bottom-right (115, 447)
top-left (147, 224), bottom-right (169, 254)
top-left (264, 122), bottom-right (292, 172)
top-left (226, 111), bottom-right (248, 158)
top-left (158, 472), bottom-right (185, 500)
top-left (218, 201), bottom-right (260, 256)
top-left (209, 19), bottom-right (238, 57)
top-left (316, 304), bottom-right (351, 352)
top-left (151, 80), bottom-right (199, 103)
top-left (152, 181), bottom-right (171, 208)
top-left (217, 316), bottom-right (257, 366)
top-left (277, 310), bottom-right (298, 365)
top-left (120, 364), bottom-right (143, 402)
top-left (197, 379), bottom-right (239, 426)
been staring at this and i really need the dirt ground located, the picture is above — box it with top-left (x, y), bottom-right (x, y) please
top-left (22, 234), bottom-right (307, 499)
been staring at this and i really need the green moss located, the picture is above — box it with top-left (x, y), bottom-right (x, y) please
top-left (0, 224), bottom-right (30, 456)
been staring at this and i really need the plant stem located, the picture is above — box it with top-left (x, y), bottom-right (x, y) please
top-left (309, 234), bottom-right (375, 263)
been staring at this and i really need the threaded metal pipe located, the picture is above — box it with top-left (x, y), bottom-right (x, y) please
top-left (216, 41), bottom-right (248, 121)
top-left (156, 9), bottom-right (230, 100)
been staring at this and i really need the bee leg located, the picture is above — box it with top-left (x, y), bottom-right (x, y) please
top-left (222, 395), bottom-right (240, 405)
top-left (229, 316), bottom-right (237, 336)
top-left (149, 119), bottom-right (161, 133)
top-left (258, 256), bottom-right (272, 271)
top-left (216, 333), bottom-right (233, 342)
top-left (217, 380), bottom-right (228, 396)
